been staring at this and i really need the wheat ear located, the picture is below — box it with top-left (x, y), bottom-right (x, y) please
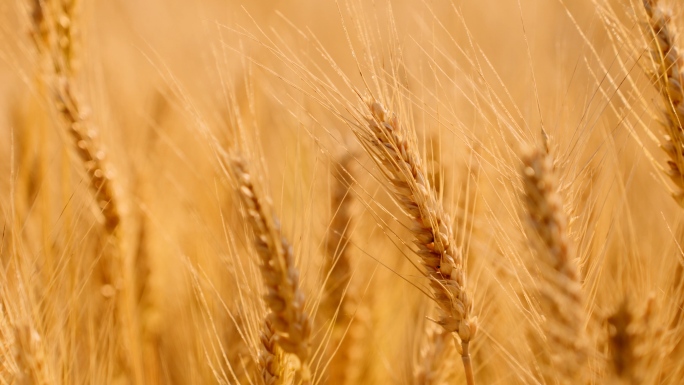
top-left (642, 2), bottom-right (684, 374)
top-left (520, 147), bottom-right (587, 383)
top-left (642, 0), bottom-right (684, 206)
top-left (230, 157), bottom-right (311, 379)
top-left (357, 100), bottom-right (477, 384)
top-left (607, 299), bottom-right (639, 384)
top-left (30, 0), bottom-right (120, 234)
top-left (29, 2), bottom-right (142, 383)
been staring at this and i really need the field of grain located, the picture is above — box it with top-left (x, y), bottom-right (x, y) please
top-left (1, 0), bottom-right (683, 384)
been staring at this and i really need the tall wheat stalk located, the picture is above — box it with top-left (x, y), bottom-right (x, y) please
top-left (28, 1), bottom-right (142, 383)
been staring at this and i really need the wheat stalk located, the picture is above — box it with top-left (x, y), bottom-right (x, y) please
top-left (28, 2), bottom-right (143, 383)
top-left (355, 99), bottom-right (477, 384)
top-left (230, 157), bottom-right (311, 381)
top-left (520, 147), bottom-right (587, 383)
top-left (320, 153), bottom-right (360, 384)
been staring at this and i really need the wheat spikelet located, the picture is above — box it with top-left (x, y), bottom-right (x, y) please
top-left (357, 99), bottom-right (477, 383)
top-left (230, 157), bottom-right (311, 377)
top-left (520, 147), bottom-right (587, 383)
top-left (641, 3), bottom-right (684, 377)
top-left (414, 322), bottom-right (455, 385)
top-left (607, 299), bottom-right (639, 384)
top-left (12, 325), bottom-right (51, 385)
top-left (259, 318), bottom-right (285, 385)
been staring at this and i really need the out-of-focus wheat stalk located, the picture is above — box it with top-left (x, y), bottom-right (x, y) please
top-left (28, 1), bottom-right (142, 383)
top-left (320, 153), bottom-right (360, 384)
top-left (520, 146), bottom-right (587, 384)
top-left (355, 99), bottom-right (477, 384)
top-left (414, 322), bottom-right (455, 385)
top-left (322, 154), bottom-right (354, 322)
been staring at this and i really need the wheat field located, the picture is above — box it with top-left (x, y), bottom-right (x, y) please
top-left (0, 0), bottom-right (683, 384)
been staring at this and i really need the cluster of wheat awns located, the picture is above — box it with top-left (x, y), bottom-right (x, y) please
top-left (7, 0), bottom-right (684, 384)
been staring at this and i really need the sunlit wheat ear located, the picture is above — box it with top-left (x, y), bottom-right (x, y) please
top-left (642, 0), bottom-right (684, 206)
top-left (520, 147), bottom-right (587, 383)
top-left (356, 99), bottom-right (477, 384)
top-left (29, 2), bottom-right (140, 384)
top-left (229, 157), bottom-right (311, 377)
